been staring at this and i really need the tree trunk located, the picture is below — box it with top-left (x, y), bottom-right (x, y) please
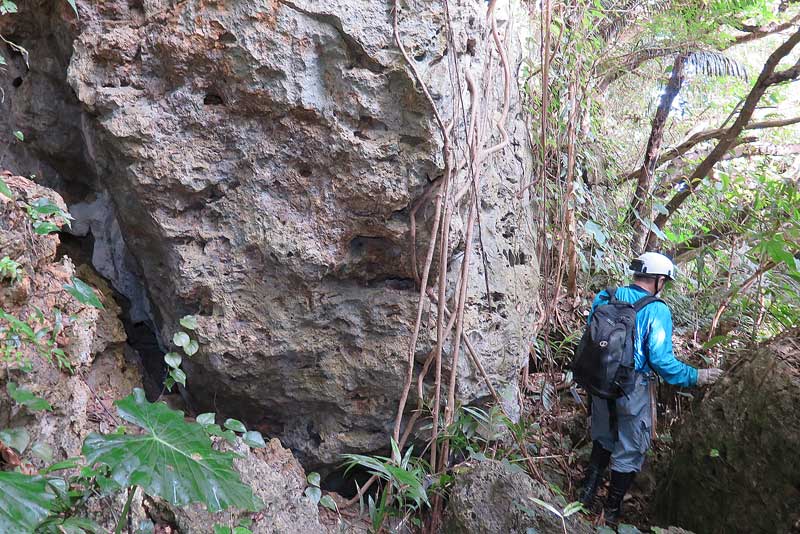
top-left (629, 53), bottom-right (688, 252)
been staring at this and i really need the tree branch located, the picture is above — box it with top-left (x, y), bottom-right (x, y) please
top-left (725, 14), bottom-right (800, 48)
top-left (645, 27), bottom-right (800, 250)
top-left (722, 142), bottom-right (800, 160)
top-left (708, 261), bottom-right (777, 340)
top-left (623, 115), bottom-right (800, 182)
top-left (671, 209), bottom-right (751, 263)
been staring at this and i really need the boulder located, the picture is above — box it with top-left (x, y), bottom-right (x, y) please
top-left (653, 332), bottom-right (800, 534)
top-left (3, 0), bottom-right (538, 467)
top-left (166, 438), bottom-right (329, 534)
top-left (443, 459), bottom-right (595, 534)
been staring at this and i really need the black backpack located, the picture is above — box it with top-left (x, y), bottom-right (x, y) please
top-left (571, 287), bottom-right (662, 399)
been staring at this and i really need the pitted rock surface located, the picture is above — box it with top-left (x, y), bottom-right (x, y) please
top-left (2, 0), bottom-right (537, 466)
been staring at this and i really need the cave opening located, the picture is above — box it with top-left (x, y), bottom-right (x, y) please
top-left (57, 230), bottom-right (166, 400)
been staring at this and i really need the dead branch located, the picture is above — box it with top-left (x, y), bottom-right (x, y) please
top-left (708, 261), bottom-right (777, 340)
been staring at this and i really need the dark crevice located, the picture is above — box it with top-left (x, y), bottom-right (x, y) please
top-left (219, 31), bottom-right (237, 44)
top-left (504, 248), bottom-right (528, 266)
top-left (321, 463), bottom-right (375, 498)
top-left (57, 231), bottom-right (166, 401)
top-left (204, 93), bottom-right (224, 106)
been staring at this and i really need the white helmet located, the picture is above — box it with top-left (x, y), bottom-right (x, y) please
top-left (629, 252), bottom-right (676, 280)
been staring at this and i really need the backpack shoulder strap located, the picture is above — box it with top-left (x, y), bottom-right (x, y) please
top-left (632, 295), bottom-right (663, 312)
top-left (603, 286), bottom-right (618, 303)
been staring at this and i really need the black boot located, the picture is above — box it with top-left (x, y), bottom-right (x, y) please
top-left (604, 470), bottom-right (636, 527)
top-left (578, 441), bottom-right (611, 508)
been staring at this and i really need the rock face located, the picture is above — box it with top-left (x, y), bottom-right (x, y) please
top-left (2, 0), bottom-right (537, 467)
top-left (0, 175), bottom-right (336, 531)
top-left (0, 174), bottom-right (148, 528)
top-left (167, 438), bottom-right (329, 534)
top-left (654, 332), bottom-right (800, 534)
top-left (443, 459), bottom-right (594, 534)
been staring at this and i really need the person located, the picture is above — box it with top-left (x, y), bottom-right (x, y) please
top-left (578, 252), bottom-right (723, 525)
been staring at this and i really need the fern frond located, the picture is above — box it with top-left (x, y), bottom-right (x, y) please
top-left (685, 51), bottom-right (749, 80)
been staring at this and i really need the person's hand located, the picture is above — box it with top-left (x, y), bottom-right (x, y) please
top-left (697, 368), bottom-right (723, 386)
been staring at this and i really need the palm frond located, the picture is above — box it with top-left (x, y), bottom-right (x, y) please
top-left (685, 51), bottom-right (749, 80)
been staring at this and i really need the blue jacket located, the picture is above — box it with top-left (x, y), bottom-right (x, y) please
top-left (588, 284), bottom-right (698, 387)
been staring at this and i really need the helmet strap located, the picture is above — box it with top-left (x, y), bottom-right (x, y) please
top-left (654, 276), bottom-right (667, 297)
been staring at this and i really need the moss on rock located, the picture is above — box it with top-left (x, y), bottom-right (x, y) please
top-left (654, 331), bottom-right (800, 533)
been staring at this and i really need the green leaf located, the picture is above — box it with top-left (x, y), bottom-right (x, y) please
top-left (0, 427), bottom-right (30, 453)
top-left (304, 486), bottom-right (321, 504)
top-left (222, 429), bottom-right (237, 444)
top-left (41, 456), bottom-right (82, 474)
top-left (242, 430), bottom-right (266, 449)
top-left (529, 496), bottom-right (562, 519)
top-left (307, 472), bottom-right (321, 487)
top-left (38, 515), bottom-right (105, 533)
top-left (319, 494), bottom-right (337, 511)
top-left (584, 220), bottom-right (607, 245)
top-left (170, 368), bottom-right (187, 387)
top-left (197, 412), bottom-right (216, 426)
top-left (31, 442), bottom-right (54, 463)
top-left (13, 130), bottom-right (24, 142)
top-left (224, 418), bottom-right (246, 433)
top-left (764, 239), bottom-right (797, 271)
top-left (183, 339), bottom-right (199, 356)
top-left (7, 382), bottom-right (52, 411)
top-left (82, 389), bottom-right (261, 512)
top-left (164, 352), bottom-right (182, 369)
top-left (213, 527), bottom-right (252, 534)
top-left (0, 1), bottom-right (18, 15)
top-left (562, 501), bottom-right (584, 517)
top-left (179, 315), bottom-right (198, 330)
top-left (64, 277), bottom-right (104, 309)
top-left (0, 177), bottom-right (13, 199)
top-left (0, 471), bottom-right (56, 532)
top-left (173, 331), bottom-right (190, 347)
top-left (709, 448), bottom-right (720, 458)
top-left (702, 334), bottom-right (730, 350)
top-left (204, 424), bottom-right (237, 444)
top-left (33, 221), bottom-right (61, 235)
top-left (29, 198), bottom-right (68, 218)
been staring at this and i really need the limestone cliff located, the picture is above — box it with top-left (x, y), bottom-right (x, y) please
top-left (1, 0), bottom-right (537, 467)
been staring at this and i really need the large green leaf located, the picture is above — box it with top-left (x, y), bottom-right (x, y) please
top-left (7, 382), bottom-right (53, 412)
top-left (63, 277), bottom-right (104, 309)
top-left (0, 177), bottom-right (13, 199)
top-left (0, 471), bottom-right (56, 532)
top-left (82, 389), bottom-right (260, 513)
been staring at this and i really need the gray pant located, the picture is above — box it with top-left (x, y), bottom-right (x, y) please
top-left (590, 373), bottom-right (654, 473)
